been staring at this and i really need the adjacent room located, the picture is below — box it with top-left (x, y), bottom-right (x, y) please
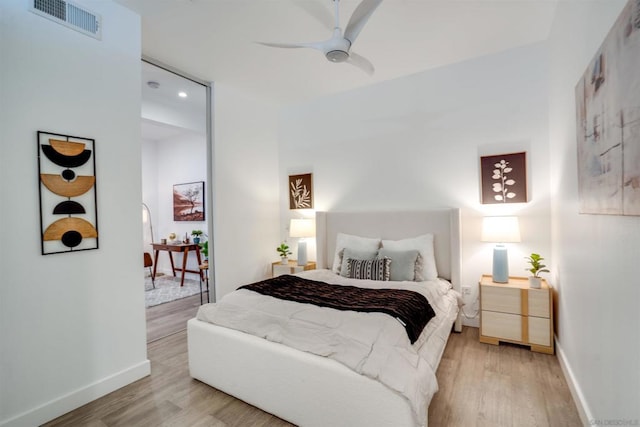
top-left (140, 60), bottom-right (212, 341)
top-left (1, 0), bottom-right (638, 426)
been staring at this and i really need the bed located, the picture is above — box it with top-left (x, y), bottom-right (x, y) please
top-left (188, 209), bottom-right (462, 427)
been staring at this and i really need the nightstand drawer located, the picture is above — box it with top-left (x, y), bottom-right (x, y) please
top-left (528, 288), bottom-right (550, 318)
top-left (481, 311), bottom-right (522, 342)
top-left (481, 286), bottom-right (521, 315)
top-left (529, 317), bottom-right (551, 346)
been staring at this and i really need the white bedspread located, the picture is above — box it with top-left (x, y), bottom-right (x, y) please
top-left (196, 269), bottom-right (461, 425)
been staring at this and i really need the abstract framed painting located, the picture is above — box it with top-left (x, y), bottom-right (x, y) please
top-left (480, 152), bottom-right (528, 204)
top-left (575, 0), bottom-right (640, 215)
top-left (173, 181), bottom-right (205, 221)
top-left (37, 131), bottom-right (99, 255)
top-left (289, 173), bottom-right (313, 209)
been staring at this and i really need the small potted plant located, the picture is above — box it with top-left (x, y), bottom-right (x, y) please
top-left (191, 230), bottom-right (203, 244)
top-left (277, 242), bottom-right (292, 265)
top-left (199, 240), bottom-right (208, 261)
top-left (524, 253), bottom-right (549, 289)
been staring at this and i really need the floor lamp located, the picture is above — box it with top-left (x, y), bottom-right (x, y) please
top-left (142, 202), bottom-right (155, 244)
top-left (290, 218), bottom-right (315, 266)
top-left (481, 216), bottom-right (521, 283)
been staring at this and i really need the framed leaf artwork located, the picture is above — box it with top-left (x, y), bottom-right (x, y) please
top-left (480, 152), bottom-right (527, 204)
top-left (289, 173), bottom-right (313, 209)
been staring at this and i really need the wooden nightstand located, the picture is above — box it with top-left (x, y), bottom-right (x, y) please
top-left (479, 274), bottom-right (554, 354)
top-left (272, 260), bottom-right (316, 277)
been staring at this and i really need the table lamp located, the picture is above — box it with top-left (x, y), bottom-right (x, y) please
top-left (481, 216), bottom-right (521, 283)
top-left (290, 219), bottom-right (315, 266)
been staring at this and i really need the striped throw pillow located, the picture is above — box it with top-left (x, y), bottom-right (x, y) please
top-left (346, 257), bottom-right (391, 281)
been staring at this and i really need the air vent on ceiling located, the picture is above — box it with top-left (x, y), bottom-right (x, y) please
top-left (30, 0), bottom-right (102, 40)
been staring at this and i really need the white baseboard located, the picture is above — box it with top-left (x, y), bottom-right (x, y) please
top-left (555, 337), bottom-right (591, 425)
top-left (0, 360), bottom-right (150, 427)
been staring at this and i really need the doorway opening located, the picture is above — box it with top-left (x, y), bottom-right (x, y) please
top-left (140, 59), bottom-right (213, 341)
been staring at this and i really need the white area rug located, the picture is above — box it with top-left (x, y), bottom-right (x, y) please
top-left (145, 275), bottom-right (203, 308)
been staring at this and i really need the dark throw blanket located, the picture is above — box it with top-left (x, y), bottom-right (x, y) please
top-left (239, 275), bottom-right (435, 344)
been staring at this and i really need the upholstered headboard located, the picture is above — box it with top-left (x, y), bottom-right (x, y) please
top-left (316, 209), bottom-right (461, 290)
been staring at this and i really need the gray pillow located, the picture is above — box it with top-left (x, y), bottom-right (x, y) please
top-left (339, 247), bottom-right (379, 277)
top-left (377, 248), bottom-right (420, 281)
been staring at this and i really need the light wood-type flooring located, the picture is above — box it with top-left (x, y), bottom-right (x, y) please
top-left (146, 292), bottom-right (205, 342)
top-left (45, 299), bottom-right (583, 427)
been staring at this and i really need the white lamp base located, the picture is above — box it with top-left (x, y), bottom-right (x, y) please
top-left (297, 240), bottom-right (308, 266)
top-left (492, 244), bottom-right (509, 283)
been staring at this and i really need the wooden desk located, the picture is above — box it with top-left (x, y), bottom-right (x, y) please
top-left (151, 243), bottom-right (203, 287)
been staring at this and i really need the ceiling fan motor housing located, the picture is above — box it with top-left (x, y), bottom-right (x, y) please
top-left (325, 32), bottom-right (351, 62)
top-left (326, 50), bottom-right (349, 62)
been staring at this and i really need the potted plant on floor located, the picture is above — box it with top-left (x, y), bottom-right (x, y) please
top-left (277, 242), bottom-right (292, 265)
top-left (191, 230), bottom-right (203, 244)
top-left (525, 253), bottom-right (549, 289)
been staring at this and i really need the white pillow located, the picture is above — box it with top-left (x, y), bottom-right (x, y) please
top-left (381, 234), bottom-right (438, 281)
top-left (332, 233), bottom-right (381, 274)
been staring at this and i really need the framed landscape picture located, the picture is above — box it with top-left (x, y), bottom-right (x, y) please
top-left (173, 181), bottom-right (205, 221)
top-left (480, 152), bottom-right (528, 204)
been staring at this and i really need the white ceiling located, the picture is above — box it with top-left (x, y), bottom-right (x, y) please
top-left (117, 0), bottom-right (559, 106)
top-left (141, 60), bottom-right (208, 141)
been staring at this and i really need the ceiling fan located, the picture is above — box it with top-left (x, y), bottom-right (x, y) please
top-left (257, 0), bottom-right (383, 75)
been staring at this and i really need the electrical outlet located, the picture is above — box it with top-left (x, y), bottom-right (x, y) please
top-left (461, 286), bottom-right (471, 296)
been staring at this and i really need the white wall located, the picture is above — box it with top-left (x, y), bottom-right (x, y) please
top-left (278, 43), bottom-right (552, 326)
top-left (212, 84), bottom-right (281, 299)
top-left (142, 131), bottom-right (208, 277)
top-left (142, 135), bottom-right (159, 250)
top-left (142, 100), bottom-right (204, 135)
top-left (548, 0), bottom-right (639, 423)
top-left (0, 1), bottom-right (149, 426)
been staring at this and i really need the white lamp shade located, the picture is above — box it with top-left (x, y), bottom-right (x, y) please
top-left (289, 219), bottom-right (315, 238)
top-left (290, 219), bottom-right (314, 266)
top-left (481, 216), bottom-right (521, 243)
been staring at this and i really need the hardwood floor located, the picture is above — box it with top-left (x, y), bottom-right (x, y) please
top-left (146, 292), bottom-right (206, 342)
top-left (429, 327), bottom-right (582, 427)
top-left (45, 319), bottom-right (583, 426)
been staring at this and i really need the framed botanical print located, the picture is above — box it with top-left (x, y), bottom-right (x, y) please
top-left (480, 152), bottom-right (527, 204)
top-left (289, 173), bottom-right (313, 209)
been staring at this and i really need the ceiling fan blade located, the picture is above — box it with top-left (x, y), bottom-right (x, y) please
top-left (347, 51), bottom-right (375, 75)
top-left (256, 41), bottom-right (326, 51)
top-left (291, 0), bottom-right (334, 31)
top-left (344, 0), bottom-right (383, 45)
